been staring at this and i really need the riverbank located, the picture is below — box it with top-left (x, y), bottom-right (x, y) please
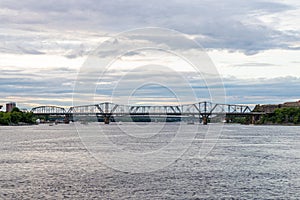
top-left (0, 107), bottom-right (35, 125)
top-left (257, 107), bottom-right (300, 125)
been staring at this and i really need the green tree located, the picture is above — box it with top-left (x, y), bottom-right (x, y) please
top-left (293, 115), bottom-right (299, 124)
top-left (0, 112), bottom-right (11, 125)
top-left (11, 107), bottom-right (21, 113)
top-left (0, 107), bottom-right (35, 125)
top-left (10, 111), bottom-right (22, 124)
top-left (22, 112), bottom-right (35, 123)
top-left (257, 107), bottom-right (300, 124)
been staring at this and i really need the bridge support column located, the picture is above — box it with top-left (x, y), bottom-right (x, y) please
top-left (225, 117), bottom-right (230, 123)
top-left (104, 116), bottom-right (110, 124)
top-left (251, 115), bottom-right (261, 124)
top-left (202, 117), bottom-right (207, 125)
top-left (64, 115), bottom-right (70, 124)
top-left (103, 114), bottom-right (111, 124)
top-left (202, 115), bottom-right (209, 125)
top-left (251, 115), bottom-right (255, 124)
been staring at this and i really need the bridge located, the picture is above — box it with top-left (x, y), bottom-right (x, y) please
top-left (31, 102), bottom-right (264, 125)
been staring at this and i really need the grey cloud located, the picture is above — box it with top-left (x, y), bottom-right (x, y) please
top-left (233, 62), bottom-right (278, 67)
top-left (16, 45), bottom-right (45, 55)
top-left (0, 0), bottom-right (298, 55)
top-left (1, 64), bottom-right (300, 108)
top-left (222, 76), bottom-right (300, 104)
top-left (0, 67), bottom-right (77, 101)
top-left (1, 0), bottom-right (300, 107)
top-left (64, 44), bottom-right (89, 59)
top-left (0, 26), bottom-right (100, 57)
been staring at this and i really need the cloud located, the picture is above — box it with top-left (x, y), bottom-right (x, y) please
top-left (0, 0), bottom-right (300, 108)
top-left (1, 65), bottom-right (299, 108)
top-left (0, 67), bottom-right (77, 107)
top-left (223, 76), bottom-right (300, 104)
top-left (232, 62), bottom-right (278, 67)
top-left (0, 0), bottom-right (299, 55)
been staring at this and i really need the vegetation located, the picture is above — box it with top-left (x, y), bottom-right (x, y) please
top-left (259, 107), bottom-right (300, 125)
top-left (230, 116), bottom-right (251, 124)
top-left (0, 107), bottom-right (36, 125)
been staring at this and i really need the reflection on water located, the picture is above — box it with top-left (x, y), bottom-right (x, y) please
top-left (0, 123), bottom-right (300, 199)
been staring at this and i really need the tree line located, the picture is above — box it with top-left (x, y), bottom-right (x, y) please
top-left (259, 107), bottom-right (300, 125)
top-left (0, 107), bottom-right (35, 125)
top-left (225, 107), bottom-right (300, 125)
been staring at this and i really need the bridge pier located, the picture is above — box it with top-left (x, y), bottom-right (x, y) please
top-left (202, 115), bottom-right (209, 125)
top-left (103, 115), bottom-right (111, 124)
top-left (202, 117), bottom-right (207, 125)
top-left (251, 114), bottom-right (261, 124)
top-left (64, 115), bottom-right (70, 124)
top-left (225, 117), bottom-right (230, 123)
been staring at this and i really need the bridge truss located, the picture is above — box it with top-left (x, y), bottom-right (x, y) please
top-left (31, 102), bottom-right (253, 124)
top-left (31, 106), bottom-right (67, 115)
top-left (66, 102), bottom-right (251, 115)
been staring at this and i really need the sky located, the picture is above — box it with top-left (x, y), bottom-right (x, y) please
top-left (0, 0), bottom-right (300, 110)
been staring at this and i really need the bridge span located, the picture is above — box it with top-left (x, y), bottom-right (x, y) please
top-left (31, 102), bottom-right (265, 125)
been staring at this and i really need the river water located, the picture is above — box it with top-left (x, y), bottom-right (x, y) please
top-left (0, 123), bottom-right (300, 199)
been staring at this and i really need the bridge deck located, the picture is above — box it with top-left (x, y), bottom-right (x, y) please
top-left (30, 102), bottom-right (266, 124)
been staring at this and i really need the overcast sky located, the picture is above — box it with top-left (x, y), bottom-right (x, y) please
top-left (0, 0), bottom-right (300, 109)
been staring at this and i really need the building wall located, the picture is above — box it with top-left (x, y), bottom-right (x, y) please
top-left (283, 100), bottom-right (300, 107)
top-left (253, 100), bottom-right (300, 113)
top-left (6, 102), bottom-right (16, 112)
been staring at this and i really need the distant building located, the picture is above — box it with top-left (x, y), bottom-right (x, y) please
top-left (253, 104), bottom-right (281, 113)
top-left (6, 102), bottom-right (16, 112)
top-left (253, 100), bottom-right (300, 113)
top-left (283, 100), bottom-right (300, 107)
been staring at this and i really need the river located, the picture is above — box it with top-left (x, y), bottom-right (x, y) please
top-left (0, 123), bottom-right (300, 199)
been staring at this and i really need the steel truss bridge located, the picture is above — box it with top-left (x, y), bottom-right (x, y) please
top-left (31, 102), bottom-right (263, 124)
